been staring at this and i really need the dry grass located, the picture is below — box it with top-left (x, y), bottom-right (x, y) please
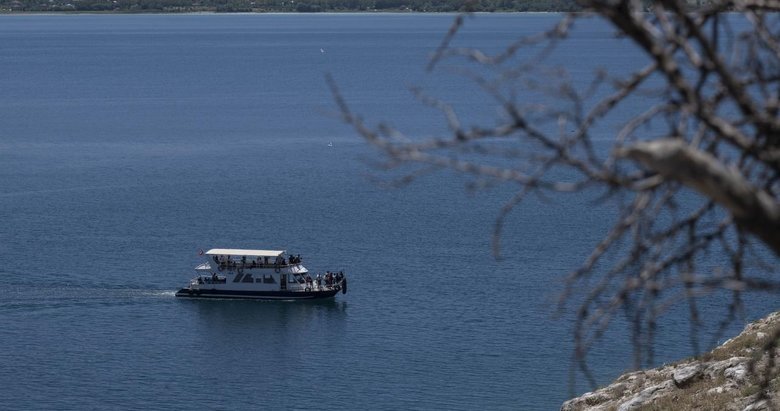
top-left (699, 322), bottom-right (780, 362)
top-left (638, 375), bottom-right (729, 411)
top-left (708, 333), bottom-right (762, 361)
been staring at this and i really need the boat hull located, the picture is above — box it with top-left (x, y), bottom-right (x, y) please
top-left (175, 287), bottom-right (340, 300)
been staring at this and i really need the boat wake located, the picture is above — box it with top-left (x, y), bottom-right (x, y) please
top-left (0, 284), bottom-right (180, 315)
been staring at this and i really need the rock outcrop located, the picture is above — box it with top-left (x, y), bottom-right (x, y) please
top-left (562, 312), bottom-right (780, 410)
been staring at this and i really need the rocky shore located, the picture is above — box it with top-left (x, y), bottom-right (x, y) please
top-left (562, 312), bottom-right (780, 411)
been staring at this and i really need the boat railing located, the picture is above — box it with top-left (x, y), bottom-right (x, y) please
top-left (189, 276), bottom-right (344, 292)
top-left (283, 283), bottom-right (341, 292)
top-left (209, 261), bottom-right (301, 271)
top-left (288, 277), bottom-right (345, 292)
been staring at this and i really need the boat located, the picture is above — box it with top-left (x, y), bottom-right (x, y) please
top-left (175, 248), bottom-right (347, 300)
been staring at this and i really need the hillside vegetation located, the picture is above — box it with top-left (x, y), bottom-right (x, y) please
top-left (562, 312), bottom-right (780, 411)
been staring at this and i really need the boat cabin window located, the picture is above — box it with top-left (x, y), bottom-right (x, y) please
top-left (198, 274), bottom-right (226, 284)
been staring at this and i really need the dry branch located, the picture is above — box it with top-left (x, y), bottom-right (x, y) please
top-left (332, 0), bottom-right (780, 392)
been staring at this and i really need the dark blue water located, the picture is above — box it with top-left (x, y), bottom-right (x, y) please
top-left (0, 13), bottom-right (774, 410)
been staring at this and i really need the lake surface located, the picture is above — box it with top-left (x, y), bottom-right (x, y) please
top-left (0, 13), bottom-right (774, 410)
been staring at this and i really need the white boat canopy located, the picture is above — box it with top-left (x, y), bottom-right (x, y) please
top-left (206, 249), bottom-right (285, 257)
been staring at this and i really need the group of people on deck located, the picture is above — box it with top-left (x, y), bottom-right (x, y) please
top-left (326, 271), bottom-right (344, 285)
top-left (298, 271), bottom-right (344, 290)
top-left (213, 254), bottom-right (303, 270)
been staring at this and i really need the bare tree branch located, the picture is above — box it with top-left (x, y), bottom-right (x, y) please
top-left (331, 1), bottom-right (780, 390)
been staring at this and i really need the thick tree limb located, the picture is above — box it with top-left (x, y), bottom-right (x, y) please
top-left (621, 139), bottom-right (780, 256)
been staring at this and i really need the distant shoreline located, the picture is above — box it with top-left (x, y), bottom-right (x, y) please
top-left (0, 0), bottom-right (583, 14)
top-left (0, 10), bottom-right (563, 15)
top-left (0, 10), bottom-right (562, 15)
top-left (0, 0), bottom-right (714, 16)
